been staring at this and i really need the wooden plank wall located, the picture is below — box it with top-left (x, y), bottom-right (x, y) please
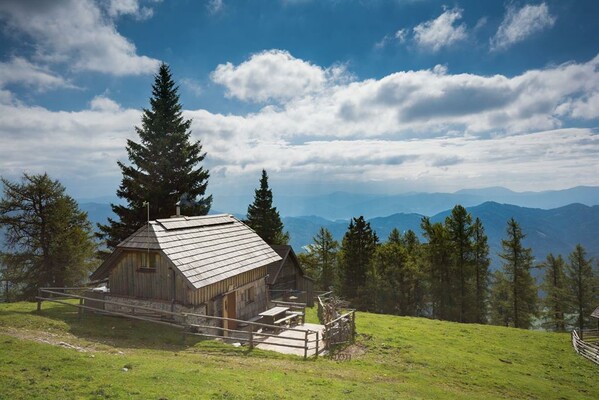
top-left (190, 266), bottom-right (267, 305)
top-left (109, 251), bottom-right (187, 303)
top-left (272, 257), bottom-right (297, 292)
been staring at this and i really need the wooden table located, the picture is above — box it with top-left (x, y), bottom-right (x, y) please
top-left (259, 306), bottom-right (289, 326)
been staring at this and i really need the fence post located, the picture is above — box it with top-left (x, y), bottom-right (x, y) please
top-left (315, 331), bottom-right (319, 359)
top-left (351, 311), bottom-right (356, 342)
top-left (78, 298), bottom-right (84, 319)
top-left (37, 288), bottom-right (42, 312)
top-left (249, 328), bottom-right (254, 350)
top-left (304, 330), bottom-right (309, 360)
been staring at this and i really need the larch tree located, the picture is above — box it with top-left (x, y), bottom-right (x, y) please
top-left (540, 253), bottom-right (568, 331)
top-left (246, 170), bottom-right (289, 245)
top-left (303, 227), bottom-right (338, 291)
top-left (0, 174), bottom-right (97, 299)
top-left (489, 270), bottom-right (512, 327)
top-left (498, 218), bottom-right (538, 329)
top-left (98, 63), bottom-right (212, 252)
top-left (566, 244), bottom-right (597, 333)
top-left (472, 217), bottom-right (490, 324)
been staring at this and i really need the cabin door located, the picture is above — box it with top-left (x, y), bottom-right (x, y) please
top-left (223, 292), bottom-right (237, 335)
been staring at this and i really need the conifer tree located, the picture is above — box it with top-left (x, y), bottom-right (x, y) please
top-left (0, 174), bottom-right (97, 299)
top-left (489, 270), bottom-right (511, 326)
top-left (303, 227), bottom-right (338, 290)
top-left (421, 217), bottom-right (454, 320)
top-left (98, 63), bottom-right (211, 251)
top-left (246, 170), bottom-right (288, 245)
top-left (472, 217), bottom-right (490, 324)
top-left (445, 205), bottom-right (474, 322)
top-left (498, 218), bottom-right (537, 329)
top-left (566, 245), bottom-right (597, 333)
top-left (338, 216), bottom-right (378, 308)
top-left (540, 253), bottom-right (568, 331)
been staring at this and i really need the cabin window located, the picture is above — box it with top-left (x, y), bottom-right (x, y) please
top-left (138, 252), bottom-right (157, 271)
top-left (243, 286), bottom-right (255, 304)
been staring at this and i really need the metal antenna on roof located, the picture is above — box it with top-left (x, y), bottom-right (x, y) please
top-left (143, 201), bottom-right (150, 267)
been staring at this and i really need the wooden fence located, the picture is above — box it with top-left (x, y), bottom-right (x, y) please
top-left (571, 329), bottom-right (599, 365)
top-left (316, 291), bottom-right (356, 350)
top-left (35, 288), bottom-right (321, 359)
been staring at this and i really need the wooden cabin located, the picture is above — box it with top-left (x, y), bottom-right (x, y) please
top-left (90, 214), bottom-right (281, 323)
top-left (267, 245), bottom-right (314, 307)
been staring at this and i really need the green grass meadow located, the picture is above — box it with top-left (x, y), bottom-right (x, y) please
top-left (0, 300), bottom-right (597, 399)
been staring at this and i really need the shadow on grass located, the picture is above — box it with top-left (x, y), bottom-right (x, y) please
top-left (4, 301), bottom-right (205, 352)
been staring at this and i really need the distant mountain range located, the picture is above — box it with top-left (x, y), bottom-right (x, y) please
top-left (272, 186), bottom-right (599, 219)
top-left (81, 186), bottom-right (599, 220)
top-left (78, 197), bottom-right (599, 274)
top-left (282, 202), bottom-right (599, 273)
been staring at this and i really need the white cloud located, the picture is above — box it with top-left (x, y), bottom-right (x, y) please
top-left (107, 0), bottom-right (154, 20)
top-left (207, 0), bottom-right (224, 15)
top-left (395, 29), bottom-right (408, 43)
top-left (181, 78), bottom-right (203, 97)
top-left (413, 8), bottom-right (468, 52)
top-left (0, 57), bottom-right (74, 91)
top-left (375, 28), bottom-right (408, 49)
top-left (2, 52), bottom-right (599, 199)
top-left (0, 0), bottom-right (160, 76)
top-left (211, 50), bottom-right (347, 102)
top-left (491, 3), bottom-right (556, 51)
top-left (90, 95), bottom-right (121, 112)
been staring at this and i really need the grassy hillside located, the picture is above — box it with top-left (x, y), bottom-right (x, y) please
top-left (1, 301), bottom-right (597, 399)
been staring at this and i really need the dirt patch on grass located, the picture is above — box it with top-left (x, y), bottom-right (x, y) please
top-left (0, 326), bottom-right (103, 353)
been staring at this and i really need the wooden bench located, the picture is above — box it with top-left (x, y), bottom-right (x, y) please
top-left (288, 311), bottom-right (304, 325)
top-left (272, 301), bottom-right (306, 325)
top-left (273, 313), bottom-right (298, 332)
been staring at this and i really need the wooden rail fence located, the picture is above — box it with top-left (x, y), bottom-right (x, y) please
top-left (571, 329), bottom-right (599, 365)
top-left (316, 291), bottom-right (356, 351)
top-left (35, 288), bottom-right (321, 359)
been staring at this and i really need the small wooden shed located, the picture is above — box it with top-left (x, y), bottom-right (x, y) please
top-left (90, 214), bottom-right (281, 323)
top-left (267, 245), bottom-right (314, 307)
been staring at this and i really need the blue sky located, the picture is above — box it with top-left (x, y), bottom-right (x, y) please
top-left (0, 0), bottom-right (598, 209)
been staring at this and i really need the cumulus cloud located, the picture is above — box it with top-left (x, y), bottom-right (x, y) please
top-left (211, 50), bottom-right (348, 102)
top-left (0, 57), bottom-right (74, 91)
top-left (90, 95), bottom-right (121, 112)
top-left (2, 52), bottom-right (599, 198)
top-left (0, 0), bottom-right (160, 76)
top-left (491, 3), bottom-right (556, 51)
top-left (413, 7), bottom-right (468, 52)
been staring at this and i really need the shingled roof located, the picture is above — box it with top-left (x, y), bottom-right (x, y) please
top-left (91, 214), bottom-right (281, 289)
top-left (592, 305), bottom-right (599, 319)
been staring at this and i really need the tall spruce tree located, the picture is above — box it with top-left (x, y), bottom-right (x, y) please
top-left (0, 174), bottom-right (97, 299)
top-left (98, 63), bottom-right (212, 251)
top-left (540, 253), bottom-right (568, 331)
top-left (246, 170), bottom-right (288, 245)
top-left (498, 218), bottom-right (537, 329)
top-left (338, 216), bottom-right (378, 308)
top-left (445, 205), bottom-right (474, 322)
top-left (566, 245), bottom-right (597, 333)
top-left (421, 217), bottom-right (454, 320)
top-left (472, 217), bottom-right (490, 324)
